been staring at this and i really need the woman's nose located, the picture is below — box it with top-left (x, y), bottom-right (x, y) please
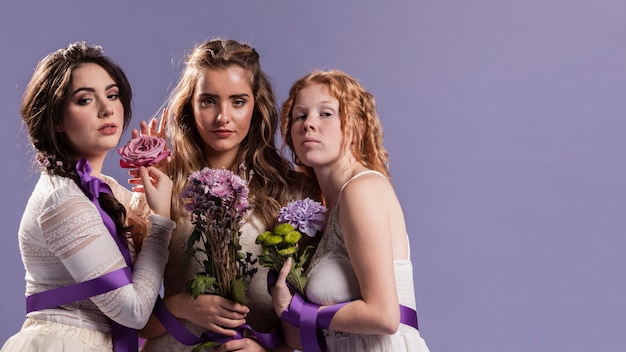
top-left (216, 105), bottom-right (230, 124)
top-left (98, 100), bottom-right (114, 118)
top-left (303, 116), bottom-right (316, 131)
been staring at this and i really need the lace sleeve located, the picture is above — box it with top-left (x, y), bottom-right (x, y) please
top-left (104, 175), bottom-right (152, 255)
top-left (40, 193), bottom-right (174, 329)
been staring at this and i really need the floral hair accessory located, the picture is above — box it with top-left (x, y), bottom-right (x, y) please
top-left (35, 153), bottom-right (64, 174)
top-left (257, 197), bottom-right (327, 295)
top-left (118, 135), bottom-right (170, 168)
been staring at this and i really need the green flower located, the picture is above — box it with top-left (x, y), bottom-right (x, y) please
top-left (277, 246), bottom-right (297, 256)
top-left (263, 235), bottom-right (284, 246)
top-left (273, 223), bottom-right (295, 237)
top-left (283, 230), bottom-right (302, 244)
top-left (255, 231), bottom-right (272, 244)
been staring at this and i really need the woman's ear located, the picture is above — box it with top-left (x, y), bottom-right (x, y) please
top-left (54, 122), bottom-right (64, 133)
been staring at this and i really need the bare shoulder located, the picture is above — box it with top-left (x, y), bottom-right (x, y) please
top-left (344, 171), bottom-right (394, 194)
top-left (340, 171), bottom-right (397, 210)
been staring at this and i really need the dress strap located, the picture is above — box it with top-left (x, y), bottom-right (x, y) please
top-left (338, 170), bottom-right (386, 195)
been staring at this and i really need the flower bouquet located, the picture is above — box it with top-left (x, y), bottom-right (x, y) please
top-left (180, 167), bottom-right (254, 305)
top-left (118, 135), bottom-right (170, 168)
top-left (256, 198), bottom-right (327, 295)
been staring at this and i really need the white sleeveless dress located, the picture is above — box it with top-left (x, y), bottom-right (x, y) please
top-left (304, 171), bottom-right (430, 352)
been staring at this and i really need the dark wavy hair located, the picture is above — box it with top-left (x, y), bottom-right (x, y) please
top-left (21, 41), bottom-right (133, 233)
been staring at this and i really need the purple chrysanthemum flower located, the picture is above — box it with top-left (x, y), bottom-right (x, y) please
top-left (278, 197), bottom-right (327, 237)
top-left (181, 167), bottom-right (250, 216)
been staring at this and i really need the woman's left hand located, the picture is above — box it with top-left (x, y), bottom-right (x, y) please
top-left (270, 257), bottom-right (295, 317)
top-left (132, 109), bottom-right (167, 140)
top-left (135, 166), bottom-right (172, 218)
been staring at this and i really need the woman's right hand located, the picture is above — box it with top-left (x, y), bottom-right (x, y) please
top-left (167, 292), bottom-right (250, 337)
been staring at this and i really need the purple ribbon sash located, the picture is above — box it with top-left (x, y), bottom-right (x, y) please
top-left (153, 296), bottom-right (282, 349)
top-left (25, 159), bottom-right (136, 352)
top-left (281, 292), bottom-right (420, 352)
top-left (26, 267), bottom-right (132, 313)
top-left (76, 159), bottom-right (132, 267)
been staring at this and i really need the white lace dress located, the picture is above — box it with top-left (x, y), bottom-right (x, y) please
top-left (304, 171), bottom-right (430, 352)
top-left (1, 172), bottom-right (174, 352)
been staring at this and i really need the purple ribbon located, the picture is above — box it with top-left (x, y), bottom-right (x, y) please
top-left (280, 292), bottom-right (419, 352)
top-left (280, 293), bottom-right (346, 352)
top-left (25, 159), bottom-right (137, 352)
top-left (26, 267), bottom-right (132, 313)
top-left (153, 295), bottom-right (282, 349)
top-left (76, 159), bottom-right (132, 267)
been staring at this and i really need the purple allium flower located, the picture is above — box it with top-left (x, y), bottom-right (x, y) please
top-left (278, 197), bottom-right (327, 237)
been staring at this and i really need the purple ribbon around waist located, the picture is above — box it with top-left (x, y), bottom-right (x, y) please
top-left (153, 296), bottom-right (282, 349)
top-left (25, 159), bottom-right (136, 352)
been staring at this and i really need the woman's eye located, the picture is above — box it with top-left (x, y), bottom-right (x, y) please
top-left (107, 94), bottom-right (119, 100)
top-left (233, 99), bottom-right (246, 107)
top-left (200, 99), bottom-right (215, 108)
top-left (77, 98), bottom-right (92, 105)
top-left (321, 111), bottom-right (333, 117)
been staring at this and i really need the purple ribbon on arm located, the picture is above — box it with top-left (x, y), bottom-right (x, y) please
top-left (25, 159), bottom-right (137, 352)
top-left (281, 292), bottom-right (419, 352)
top-left (153, 295), bottom-right (283, 349)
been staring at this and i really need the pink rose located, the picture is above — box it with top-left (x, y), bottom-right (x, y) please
top-left (118, 135), bottom-right (171, 168)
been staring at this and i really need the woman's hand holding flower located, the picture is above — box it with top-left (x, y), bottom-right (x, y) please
top-left (137, 166), bottom-right (172, 218)
top-left (271, 257), bottom-right (295, 318)
top-left (166, 292), bottom-right (248, 337)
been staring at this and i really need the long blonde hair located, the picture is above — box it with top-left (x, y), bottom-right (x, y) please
top-left (164, 39), bottom-right (312, 228)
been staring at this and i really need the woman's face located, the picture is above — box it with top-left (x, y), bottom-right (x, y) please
top-left (289, 83), bottom-right (347, 170)
top-left (192, 66), bottom-right (254, 169)
top-left (57, 63), bottom-right (124, 161)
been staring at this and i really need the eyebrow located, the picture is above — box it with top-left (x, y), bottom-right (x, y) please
top-left (71, 83), bottom-right (119, 96)
top-left (197, 92), bottom-right (251, 99)
top-left (293, 101), bottom-right (337, 110)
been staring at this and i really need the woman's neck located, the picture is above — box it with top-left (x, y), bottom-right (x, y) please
top-left (204, 148), bottom-right (238, 171)
top-left (82, 156), bottom-right (105, 177)
top-left (315, 161), bottom-right (366, 210)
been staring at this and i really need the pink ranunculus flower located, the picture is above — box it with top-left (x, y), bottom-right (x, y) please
top-left (118, 135), bottom-right (171, 168)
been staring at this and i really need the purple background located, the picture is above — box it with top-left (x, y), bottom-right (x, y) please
top-left (1, 1), bottom-right (625, 351)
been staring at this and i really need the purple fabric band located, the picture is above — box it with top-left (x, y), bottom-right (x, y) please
top-left (280, 292), bottom-right (346, 352)
top-left (25, 159), bottom-right (137, 352)
top-left (76, 159), bottom-right (137, 352)
top-left (400, 304), bottom-right (419, 330)
top-left (280, 291), bottom-right (305, 326)
top-left (153, 295), bottom-right (282, 349)
top-left (280, 292), bottom-right (420, 352)
top-left (76, 159), bottom-right (132, 266)
top-left (299, 301), bottom-right (323, 352)
top-left (26, 267), bottom-right (132, 313)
